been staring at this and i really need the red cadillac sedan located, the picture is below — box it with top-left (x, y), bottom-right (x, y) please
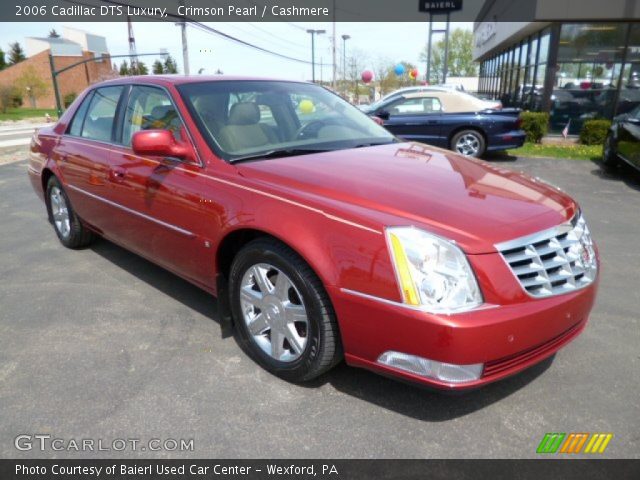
top-left (28, 76), bottom-right (599, 390)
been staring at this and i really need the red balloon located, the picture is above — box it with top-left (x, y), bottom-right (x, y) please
top-left (361, 70), bottom-right (374, 84)
top-left (409, 68), bottom-right (419, 79)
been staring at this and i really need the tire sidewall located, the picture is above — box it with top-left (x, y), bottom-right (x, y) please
top-left (452, 130), bottom-right (485, 158)
top-left (46, 176), bottom-right (75, 247)
top-left (229, 242), bottom-right (326, 381)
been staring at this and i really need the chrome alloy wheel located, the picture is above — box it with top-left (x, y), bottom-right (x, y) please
top-left (50, 186), bottom-right (71, 239)
top-left (240, 263), bottom-right (309, 362)
top-left (455, 133), bottom-right (481, 156)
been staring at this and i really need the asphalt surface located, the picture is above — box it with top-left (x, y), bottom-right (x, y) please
top-left (0, 155), bottom-right (639, 459)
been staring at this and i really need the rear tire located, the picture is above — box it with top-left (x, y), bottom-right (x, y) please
top-left (602, 132), bottom-right (619, 170)
top-left (45, 176), bottom-right (95, 249)
top-left (451, 129), bottom-right (486, 158)
top-left (229, 238), bottom-right (342, 382)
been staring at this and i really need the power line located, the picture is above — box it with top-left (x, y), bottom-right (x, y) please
top-left (96, 0), bottom-right (331, 67)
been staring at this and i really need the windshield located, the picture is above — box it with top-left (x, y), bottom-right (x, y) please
top-left (177, 80), bottom-right (395, 161)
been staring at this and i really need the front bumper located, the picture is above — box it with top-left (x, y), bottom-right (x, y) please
top-left (328, 278), bottom-right (597, 390)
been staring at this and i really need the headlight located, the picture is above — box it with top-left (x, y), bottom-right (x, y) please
top-left (386, 227), bottom-right (483, 313)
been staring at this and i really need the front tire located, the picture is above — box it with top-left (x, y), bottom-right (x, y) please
top-left (451, 129), bottom-right (486, 158)
top-left (45, 176), bottom-right (95, 249)
top-left (602, 132), bottom-right (619, 170)
top-left (229, 238), bottom-right (342, 382)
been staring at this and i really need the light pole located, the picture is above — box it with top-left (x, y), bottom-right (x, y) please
top-left (341, 34), bottom-right (350, 96)
top-left (306, 29), bottom-right (326, 82)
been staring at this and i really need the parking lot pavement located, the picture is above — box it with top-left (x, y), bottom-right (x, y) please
top-left (0, 157), bottom-right (639, 459)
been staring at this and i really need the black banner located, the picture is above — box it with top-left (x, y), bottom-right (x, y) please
top-left (1, 460), bottom-right (640, 480)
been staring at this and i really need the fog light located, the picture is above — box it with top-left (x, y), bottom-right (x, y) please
top-left (377, 351), bottom-right (483, 384)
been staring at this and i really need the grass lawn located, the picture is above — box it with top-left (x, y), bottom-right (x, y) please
top-left (0, 108), bottom-right (58, 122)
top-left (506, 142), bottom-right (603, 161)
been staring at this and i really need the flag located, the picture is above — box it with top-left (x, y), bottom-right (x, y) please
top-left (562, 120), bottom-right (571, 139)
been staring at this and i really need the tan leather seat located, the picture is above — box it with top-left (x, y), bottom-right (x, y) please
top-left (217, 102), bottom-right (278, 152)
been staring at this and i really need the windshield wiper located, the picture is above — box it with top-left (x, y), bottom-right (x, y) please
top-left (353, 139), bottom-right (399, 148)
top-left (229, 148), bottom-right (331, 164)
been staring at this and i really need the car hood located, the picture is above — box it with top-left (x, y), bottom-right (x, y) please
top-left (236, 143), bottom-right (577, 254)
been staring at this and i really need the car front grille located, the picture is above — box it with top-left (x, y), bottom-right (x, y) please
top-left (496, 214), bottom-right (597, 298)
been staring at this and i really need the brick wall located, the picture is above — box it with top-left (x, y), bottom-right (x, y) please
top-left (0, 50), bottom-right (116, 110)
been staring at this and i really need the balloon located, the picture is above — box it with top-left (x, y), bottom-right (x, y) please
top-left (409, 68), bottom-right (419, 79)
top-left (394, 64), bottom-right (405, 76)
top-left (299, 99), bottom-right (315, 114)
top-left (361, 70), bottom-right (374, 84)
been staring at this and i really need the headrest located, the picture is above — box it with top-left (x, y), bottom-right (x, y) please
top-left (150, 105), bottom-right (176, 120)
top-left (228, 102), bottom-right (260, 125)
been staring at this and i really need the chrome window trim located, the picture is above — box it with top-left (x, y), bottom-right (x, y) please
top-left (66, 184), bottom-right (195, 238)
top-left (62, 82), bottom-right (204, 168)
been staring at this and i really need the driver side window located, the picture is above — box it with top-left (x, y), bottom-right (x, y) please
top-left (122, 85), bottom-right (184, 146)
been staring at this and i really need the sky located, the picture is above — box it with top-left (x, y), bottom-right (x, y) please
top-left (0, 21), bottom-right (472, 81)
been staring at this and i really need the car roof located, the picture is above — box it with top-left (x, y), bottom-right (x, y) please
top-left (94, 75), bottom-right (311, 87)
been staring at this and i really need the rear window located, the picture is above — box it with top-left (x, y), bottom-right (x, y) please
top-left (67, 86), bottom-right (124, 142)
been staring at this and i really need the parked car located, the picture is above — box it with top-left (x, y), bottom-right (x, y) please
top-left (603, 105), bottom-right (640, 172)
top-left (364, 87), bottom-right (502, 114)
top-left (365, 90), bottom-right (524, 157)
top-left (29, 76), bottom-right (598, 391)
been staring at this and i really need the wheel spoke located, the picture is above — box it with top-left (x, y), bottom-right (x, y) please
top-left (270, 330), bottom-right (285, 359)
top-left (251, 265), bottom-right (273, 294)
top-left (285, 303), bottom-right (307, 324)
top-left (285, 324), bottom-right (305, 355)
top-left (248, 313), bottom-right (270, 336)
top-left (240, 285), bottom-right (265, 310)
top-left (274, 272), bottom-right (292, 300)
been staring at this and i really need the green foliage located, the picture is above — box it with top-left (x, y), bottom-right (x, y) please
top-left (119, 60), bottom-right (129, 76)
top-left (63, 92), bottom-right (77, 108)
top-left (163, 55), bottom-right (178, 74)
top-left (0, 48), bottom-right (6, 71)
top-left (520, 112), bottom-right (549, 143)
top-left (579, 119), bottom-right (612, 145)
top-left (506, 142), bottom-right (602, 161)
top-left (420, 29), bottom-right (477, 84)
top-left (8, 42), bottom-right (26, 65)
top-left (152, 60), bottom-right (164, 74)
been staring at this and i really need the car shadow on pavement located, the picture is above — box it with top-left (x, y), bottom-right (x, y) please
top-left (89, 236), bottom-right (553, 421)
top-left (90, 238), bottom-right (220, 325)
top-left (305, 356), bottom-right (554, 421)
top-left (589, 159), bottom-right (640, 191)
top-left (482, 151), bottom-right (519, 162)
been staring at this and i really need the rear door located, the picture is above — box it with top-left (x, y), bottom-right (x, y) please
top-left (379, 96), bottom-right (445, 146)
top-left (57, 85), bottom-right (126, 231)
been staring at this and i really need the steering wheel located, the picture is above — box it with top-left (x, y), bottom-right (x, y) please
top-left (295, 120), bottom-right (327, 140)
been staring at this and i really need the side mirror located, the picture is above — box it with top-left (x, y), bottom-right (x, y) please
top-left (132, 130), bottom-right (190, 160)
top-left (376, 110), bottom-right (390, 120)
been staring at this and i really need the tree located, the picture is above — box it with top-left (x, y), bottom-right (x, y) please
top-left (0, 85), bottom-right (20, 113)
top-left (420, 28), bottom-right (478, 84)
top-left (119, 60), bottom-right (130, 76)
top-left (152, 60), bottom-right (164, 74)
top-left (16, 66), bottom-right (49, 108)
top-left (0, 49), bottom-right (6, 71)
top-left (163, 55), bottom-right (178, 74)
top-left (130, 61), bottom-right (148, 75)
top-left (8, 42), bottom-right (26, 65)
top-left (48, 29), bottom-right (60, 38)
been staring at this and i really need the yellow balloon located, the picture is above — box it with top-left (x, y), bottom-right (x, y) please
top-left (299, 99), bottom-right (315, 114)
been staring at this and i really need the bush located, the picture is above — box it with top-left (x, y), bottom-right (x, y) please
top-left (520, 112), bottom-right (549, 143)
top-left (580, 119), bottom-right (611, 145)
top-left (63, 92), bottom-right (77, 108)
top-left (0, 84), bottom-right (20, 112)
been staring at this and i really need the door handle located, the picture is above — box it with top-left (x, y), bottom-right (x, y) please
top-left (109, 167), bottom-right (126, 183)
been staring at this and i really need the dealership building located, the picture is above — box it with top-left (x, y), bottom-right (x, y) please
top-left (474, 0), bottom-right (640, 134)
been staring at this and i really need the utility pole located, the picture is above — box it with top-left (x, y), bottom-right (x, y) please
top-left (127, 16), bottom-right (138, 73)
top-left (306, 29), bottom-right (325, 82)
top-left (341, 34), bottom-right (350, 97)
top-left (332, 0), bottom-right (337, 90)
top-left (178, 0), bottom-right (190, 75)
